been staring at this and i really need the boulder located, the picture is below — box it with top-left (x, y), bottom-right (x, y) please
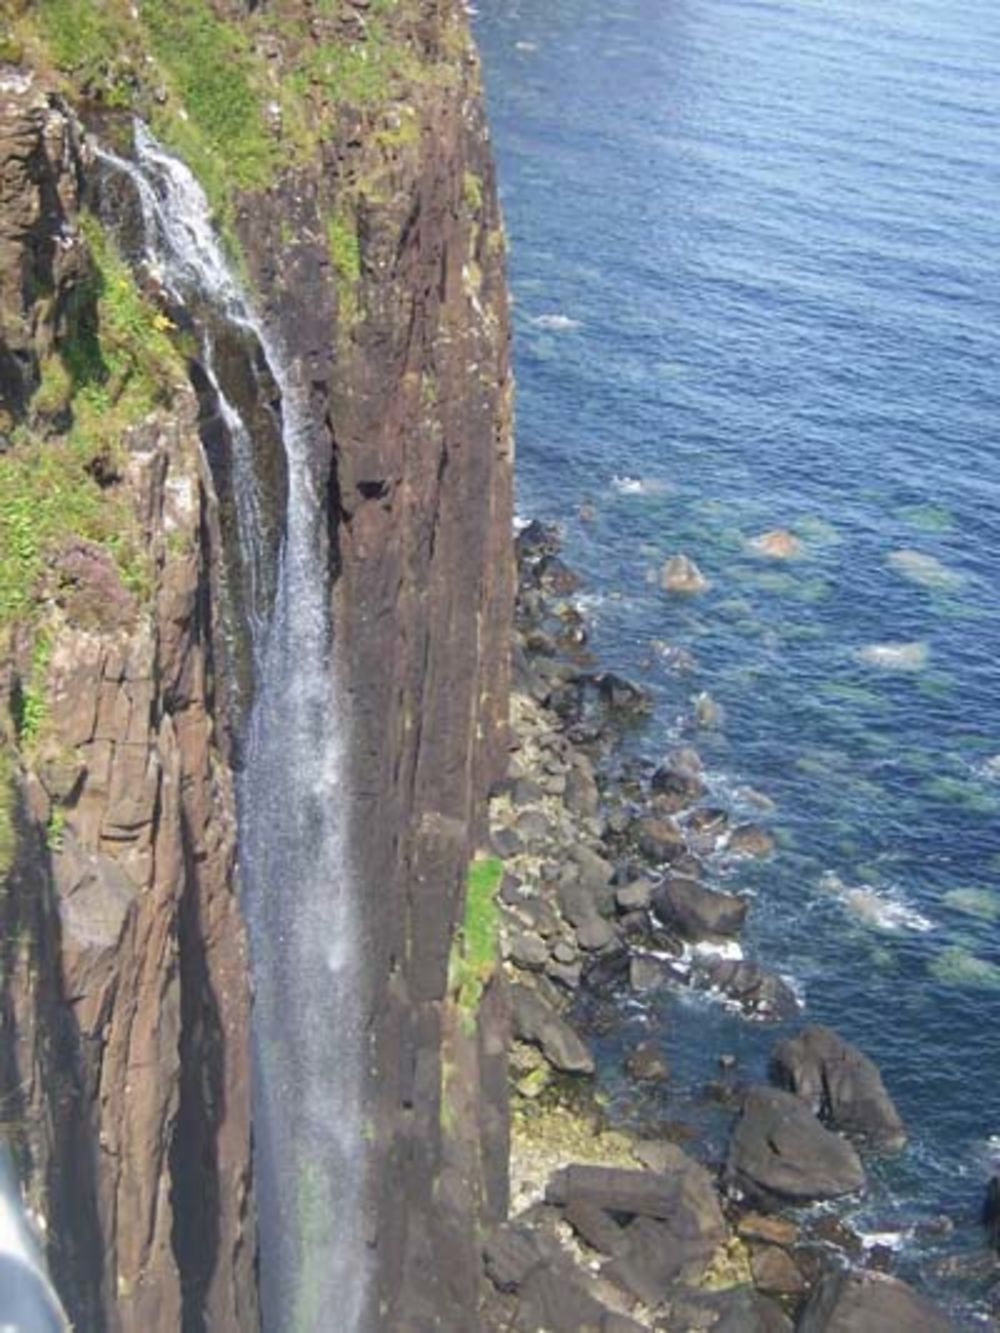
top-left (565, 760), bottom-right (600, 817)
top-left (547, 1158), bottom-right (724, 1240)
top-left (635, 816), bottom-right (685, 863)
top-left (693, 691), bottom-right (725, 729)
top-left (749, 1244), bottom-right (805, 1296)
top-left (513, 1263), bottom-right (607, 1332)
top-left (661, 554), bottom-right (709, 594)
top-left (725, 824), bottom-right (775, 858)
top-left (653, 876), bottom-right (748, 943)
top-left (596, 672), bottom-right (651, 716)
top-left (769, 1026), bottom-right (906, 1150)
top-left (516, 519), bottom-right (561, 562)
top-left (695, 958), bottom-right (800, 1020)
top-left (797, 1269), bottom-right (953, 1332)
top-left (666, 1287), bottom-right (792, 1332)
top-left (726, 1087), bottom-right (865, 1206)
top-left (507, 931), bottom-right (550, 972)
top-left (510, 985), bottom-right (595, 1075)
top-left (599, 1156), bottom-right (728, 1305)
top-left (564, 1200), bottom-right (630, 1257)
top-left (484, 1224), bottom-right (546, 1293)
top-left (629, 954), bottom-right (676, 993)
top-left (575, 915), bottom-right (616, 952)
top-left (650, 763), bottom-right (705, 812)
top-left (615, 878), bottom-right (652, 912)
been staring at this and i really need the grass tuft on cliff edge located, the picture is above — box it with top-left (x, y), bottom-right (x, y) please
top-left (0, 214), bottom-right (183, 637)
top-left (448, 855), bottom-right (503, 1034)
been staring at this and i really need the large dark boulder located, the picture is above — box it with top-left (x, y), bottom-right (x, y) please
top-left (797, 1268), bottom-right (953, 1332)
top-left (653, 876), bottom-right (748, 942)
top-left (694, 957), bottom-right (801, 1020)
top-left (725, 1087), bottom-right (865, 1206)
top-left (770, 1025), bottom-right (906, 1150)
top-left (510, 985), bottom-right (594, 1075)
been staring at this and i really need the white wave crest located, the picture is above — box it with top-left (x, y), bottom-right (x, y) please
top-left (530, 313), bottom-right (582, 331)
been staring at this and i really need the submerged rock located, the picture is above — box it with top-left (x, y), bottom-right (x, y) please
top-left (770, 1025), bottom-right (906, 1150)
top-left (724, 824), bottom-right (775, 859)
top-left (725, 1087), bottom-right (866, 1206)
top-left (747, 529), bottom-right (803, 560)
top-left (887, 548), bottom-right (963, 590)
top-left (624, 1040), bottom-right (670, 1085)
top-left (797, 1268), bottom-right (953, 1332)
top-left (693, 690), bottom-right (726, 729)
top-left (855, 640), bottom-right (929, 671)
top-left (661, 553), bottom-right (710, 594)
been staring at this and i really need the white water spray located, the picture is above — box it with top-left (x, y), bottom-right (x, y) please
top-left (0, 1146), bottom-right (69, 1332)
top-left (98, 128), bottom-right (369, 1330)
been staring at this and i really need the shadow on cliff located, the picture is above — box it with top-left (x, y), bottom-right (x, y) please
top-left (0, 782), bottom-right (105, 1329)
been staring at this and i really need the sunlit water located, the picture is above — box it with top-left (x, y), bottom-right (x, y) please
top-left (476, 0), bottom-right (1000, 1320)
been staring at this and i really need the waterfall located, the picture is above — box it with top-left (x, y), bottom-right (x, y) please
top-left (96, 129), bottom-right (369, 1330)
top-left (0, 1145), bottom-right (70, 1332)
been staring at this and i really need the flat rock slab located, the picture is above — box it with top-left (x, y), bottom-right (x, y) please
top-left (653, 876), bottom-right (748, 942)
top-left (726, 1086), bottom-right (865, 1206)
top-left (797, 1269), bottom-right (953, 1332)
top-left (546, 1164), bottom-right (686, 1219)
top-left (770, 1024), bottom-right (906, 1149)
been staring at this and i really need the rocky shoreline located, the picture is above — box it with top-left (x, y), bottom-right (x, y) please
top-left (480, 521), bottom-right (963, 1331)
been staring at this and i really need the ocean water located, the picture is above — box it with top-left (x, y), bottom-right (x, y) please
top-left (475, 0), bottom-right (1000, 1320)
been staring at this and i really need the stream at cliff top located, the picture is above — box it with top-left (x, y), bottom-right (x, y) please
top-left (476, 0), bottom-right (1000, 1322)
top-left (96, 129), bottom-right (369, 1331)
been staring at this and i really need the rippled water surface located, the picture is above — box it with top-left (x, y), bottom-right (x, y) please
top-left (476, 0), bottom-right (1000, 1319)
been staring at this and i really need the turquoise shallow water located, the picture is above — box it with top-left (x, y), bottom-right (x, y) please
top-left (476, 0), bottom-right (1000, 1319)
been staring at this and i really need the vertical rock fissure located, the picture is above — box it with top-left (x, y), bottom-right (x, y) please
top-left (96, 127), bottom-right (369, 1331)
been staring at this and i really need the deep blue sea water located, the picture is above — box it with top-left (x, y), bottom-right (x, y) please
top-left (475, 0), bottom-right (1000, 1320)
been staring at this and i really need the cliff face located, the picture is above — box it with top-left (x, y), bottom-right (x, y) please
top-left (0, 86), bottom-right (256, 1331)
top-left (0, 2), bottom-right (512, 1330)
top-left (233, 7), bottom-right (514, 1322)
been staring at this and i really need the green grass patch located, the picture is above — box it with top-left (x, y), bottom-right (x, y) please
top-left (463, 170), bottom-right (483, 213)
top-left (0, 215), bottom-right (181, 630)
top-left (141, 0), bottom-right (278, 195)
top-left (327, 212), bottom-right (361, 320)
top-left (449, 855), bottom-right (502, 1032)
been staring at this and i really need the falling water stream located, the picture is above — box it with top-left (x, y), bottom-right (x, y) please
top-left (96, 128), bottom-right (369, 1330)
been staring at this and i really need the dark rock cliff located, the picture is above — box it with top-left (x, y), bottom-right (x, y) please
top-left (0, 1), bottom-right (513, 1329)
